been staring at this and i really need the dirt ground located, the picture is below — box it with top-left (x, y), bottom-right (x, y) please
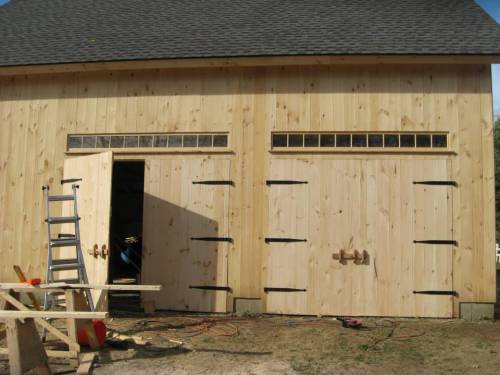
top-left (2, 313), bottom-right (500, 375)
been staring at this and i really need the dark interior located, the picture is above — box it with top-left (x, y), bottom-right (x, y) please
top-left (109, 161), bottom-right (145, 284)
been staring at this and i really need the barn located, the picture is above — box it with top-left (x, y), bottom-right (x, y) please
top-left (0, 0), bottom-right (499, 319)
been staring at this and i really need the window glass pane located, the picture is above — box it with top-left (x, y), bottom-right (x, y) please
top-left (168, 135), bottom-right (183, 147)
top-left (320, 134), bottom-right (335, 147)
top-left (138, 135), bottom-right (153, 147)
top-left (213, 134), bottom-right (228, 147)
top-left (304, 134), bottom-right (319, 147)
top-left (384, 134), bottom-right (399, 147)
top-left (432, 134), bottom-right (447, 148)
top-left (400, 134), bottom-right (415, 147)
top-left (336, 134), bottom-right (351, 147)
top-left (153, 135), bottom-right (168, 147)
top-left (82, 136), bottom-right (96, 148)
top-left (198, 134), bottom-right (213, 147)
top-left (96, 136), bottom-right (110, 148)
top-left (272, 134), bottom-right (288, 147)
top-left (416, 134), bottom-right (431, 147)
top-left (368, 134), bottom-right (383, 147)
top-left (288, 134), bottom-right (304, 147)
top-left (110, 136), bottom-right (124, 148)
top-left (183, 135), bottom-right (197, 147)
top-left (124, 136), bottom-right (139, 148)
top-left (352, 134), bottom-right (367, 147)
top-left (68, 136), bottom-right (82, 149)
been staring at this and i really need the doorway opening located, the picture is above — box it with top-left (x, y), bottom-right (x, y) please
top-left (109, 161), bottom-right (145, 312)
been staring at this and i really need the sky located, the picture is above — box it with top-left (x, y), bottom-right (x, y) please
top-left (476, 0), bottom-right (499, 118)
top-left (0, 0), bottom-right (498, 116)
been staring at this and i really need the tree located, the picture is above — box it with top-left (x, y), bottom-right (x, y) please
top-left (495, 118), bottom-right (500, 241)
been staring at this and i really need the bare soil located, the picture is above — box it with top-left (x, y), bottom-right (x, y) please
top-left (2, 314), bottom-right (500, 375)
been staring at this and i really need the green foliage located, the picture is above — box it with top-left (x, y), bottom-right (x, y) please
top-left (495, 118), bottom-right (500, 241)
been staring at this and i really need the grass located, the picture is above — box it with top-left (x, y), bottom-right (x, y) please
top-left (497, 262), bottom-right (500, 270)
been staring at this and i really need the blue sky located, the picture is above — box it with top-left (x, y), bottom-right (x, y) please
top-left (476, 0), bottom-right (500, 118)
top-left (0, 0), bottom-right (498, 116)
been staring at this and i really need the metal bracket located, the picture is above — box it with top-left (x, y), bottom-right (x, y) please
top-left (189, 286), bottom-right (232, 292)
top-left (413, 290), bottom-right (458, 297)
top-left (264, 287), bottom-right (307, 293)
top-left (413, 180), bottom-right (457, 187)
top-left (191, 237), bottom-right (233, 243)
top-left (193, 180), bottom-right (234, 186)
top-left (265, 238), bottom-right (307, 244)
top-left (414, 240), bottom-right (458, 246)
top-left (266, 180), bottom-right (308, 186)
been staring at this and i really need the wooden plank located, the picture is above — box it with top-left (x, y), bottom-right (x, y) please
top-left (61, 152), bottom-right (114, 311)
top-left (0, 311), bottom-right (108, 319)
top-left (76, 352), bottom-right (98, 375)
top-left (0, 290), bottom-right (80, 351)
top-left (0, 283), bottom-right (162, 291)
top-left (5, 318), bottom-right (51, 375)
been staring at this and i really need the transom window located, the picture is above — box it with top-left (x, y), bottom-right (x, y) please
top-left (272, 132), bottom-right (448, 149)
top-left (67, 133), bottom-right (229, 150)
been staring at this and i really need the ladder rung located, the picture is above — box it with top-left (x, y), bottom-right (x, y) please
top-left (50, 238), bottom-right (80, 248)
top-left (50, 259), bottom-right (82, 271)
top-left (47, 195), bottom-right (74, 202)
top-left (51, 278), bottom-right (81, 284)
top-left (46, 216), bottom-right (79, 224)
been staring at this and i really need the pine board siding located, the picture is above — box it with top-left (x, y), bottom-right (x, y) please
top-left (0, 64), bottom-right (495, 316)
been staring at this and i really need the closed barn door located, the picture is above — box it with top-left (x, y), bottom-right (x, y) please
top-left (265, 158), bottom-right (453, 317)
top-left (141, 158), bottom-right (231, 312)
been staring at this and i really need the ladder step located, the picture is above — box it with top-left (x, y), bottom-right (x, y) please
top-left (47, 195), bottom-right (74, 202)
top-left (50, 259), bottom-right (82, 271)
top-left (50, 238), bottom-right (80, 248)
top-left (51, 278), bottom-right (81, 284)
top-left (46, 216), bottom-right (80, 224)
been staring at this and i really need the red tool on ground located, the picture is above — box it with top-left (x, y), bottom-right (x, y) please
top-left (337, 317), bottom-right (363, 329)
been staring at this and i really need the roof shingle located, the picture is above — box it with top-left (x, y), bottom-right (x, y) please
top-left (0, 0), bottom-right (499, 67)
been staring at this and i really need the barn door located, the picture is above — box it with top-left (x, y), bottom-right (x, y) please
top-left (142, 158), bottom-right (231, 312)
top-left (265, 158), bottom-right (453, 318)
top-left (265, 159), bottom-right (310, 314)
top-left (411, 159), bottom-right (454, 317)
top-left (62, 152), bottom-right (113, 311)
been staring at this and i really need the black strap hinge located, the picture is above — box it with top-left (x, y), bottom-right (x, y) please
top-left (265, 238), bottom-right (307, 244)
top-left (191, 237), bottom-right (233, 243)
top-left (266, 180), bottom-right (308, 186)
top-left (193, 180), bottom-right (234, 186)
top-left (413, 290), bottom-right (458, 297)
top-left (264, 287), bottom-right (307, 293)
top-left (413, 180), bottom-right (457, 187)
top-left (414, 240), bottom-right (457, 246)
top-left (189, 285), bottom-right (232, 292)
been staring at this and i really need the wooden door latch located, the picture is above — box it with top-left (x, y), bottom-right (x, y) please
top-left (332, 249), bottom-right (369, 265)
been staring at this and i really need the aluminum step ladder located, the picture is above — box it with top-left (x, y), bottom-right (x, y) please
top-left (42, 179), bottom-right (94, 311)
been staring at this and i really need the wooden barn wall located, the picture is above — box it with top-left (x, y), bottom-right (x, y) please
top-left (0, 64), bottom-right (495, 313)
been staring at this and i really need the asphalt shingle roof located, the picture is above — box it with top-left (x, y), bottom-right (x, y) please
top-left (0, 0), bottom-right (499, 67)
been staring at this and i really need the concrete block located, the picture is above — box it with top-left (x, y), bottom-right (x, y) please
top-left (234, 298), bottom-right (262, 316)
top-left (460, 303), bottom-right (494, 320)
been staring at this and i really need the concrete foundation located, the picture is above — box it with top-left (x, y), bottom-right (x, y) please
top-left (234, 298), bottom-right (263, 316)
top-left (459, 303), bottom-right (495, 320)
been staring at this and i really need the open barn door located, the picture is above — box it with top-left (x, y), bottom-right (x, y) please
top-left (62, 152), bottom-right (113, 311)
